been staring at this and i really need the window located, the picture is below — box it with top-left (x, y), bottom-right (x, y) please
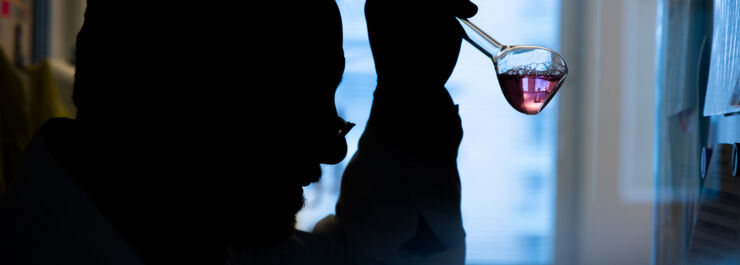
top-left (298, 1), bottom-right (560, 264)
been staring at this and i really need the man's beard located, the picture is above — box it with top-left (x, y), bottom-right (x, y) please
top-left (225, 185), bottom-right (306, 248)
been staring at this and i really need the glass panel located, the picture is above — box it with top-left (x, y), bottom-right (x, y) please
top-left (654, 0), bottom-right (713, 264)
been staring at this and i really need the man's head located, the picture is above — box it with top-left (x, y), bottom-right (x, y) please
top-left (73, 1), bottom-right (346, 248)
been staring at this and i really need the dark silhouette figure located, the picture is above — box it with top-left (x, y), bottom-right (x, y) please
top-left (329, 1), bottom-right (477, 264)
top-left (0, 1), bottom-right (350, 264)
top-left (228, 0), bottom-right (477, 264)
top-left (0, 0), bottom-right (476, 264)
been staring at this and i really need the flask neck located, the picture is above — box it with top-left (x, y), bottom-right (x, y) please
top-left (458, 18), bottom-right (505, 59)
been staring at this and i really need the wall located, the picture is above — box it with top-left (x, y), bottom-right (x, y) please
top-left (0, 0), bottom-right (32, 66)
top-left (555, 0), bottom-right (657, 264)
top-left (49, 0), bottom-right (84, 64)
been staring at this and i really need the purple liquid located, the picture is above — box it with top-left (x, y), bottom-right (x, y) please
top-left (496, 69), bottom-right (565, 115)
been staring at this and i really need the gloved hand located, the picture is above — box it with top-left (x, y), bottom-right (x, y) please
top-left (366, 0), bottom-right (477, 89)
top-left (365, 0), bottom-right (477, 154)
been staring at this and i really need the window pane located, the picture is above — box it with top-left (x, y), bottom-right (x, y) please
top-left (297, 1), bottom-right (560, 264)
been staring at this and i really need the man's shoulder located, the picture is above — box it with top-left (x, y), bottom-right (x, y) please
top-left (0, 179), bottom-right (58, 264)
top-left (0, 119), bottom-right (144, 265)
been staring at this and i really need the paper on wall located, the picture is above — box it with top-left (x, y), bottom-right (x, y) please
top-left (703, 0), bottom-right (740, 116)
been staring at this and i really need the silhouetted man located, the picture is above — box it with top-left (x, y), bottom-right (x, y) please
top-left (229, 0), bottom-right (477, 264)
top-left (0, 0), bottom-right (475, 264)
top-left (0, 1), bottom-right (351, 264)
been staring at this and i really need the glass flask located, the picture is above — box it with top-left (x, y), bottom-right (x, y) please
top-left (458, 18), bottom-right (568, 115)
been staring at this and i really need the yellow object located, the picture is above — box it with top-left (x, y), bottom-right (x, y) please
top-left (0, 48), bottom-right (32, 190)
top-left (27, 60), bottom-right (75, 131)
top-left (0, 47), bottom-right (75, 190)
